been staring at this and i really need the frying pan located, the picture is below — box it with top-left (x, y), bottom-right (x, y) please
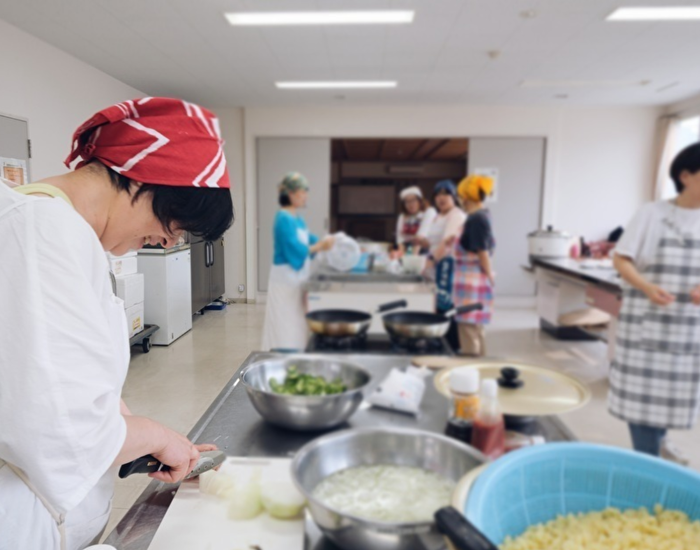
top-left (306, 300), bottom-right (407, 337)
top-left (382, 304), bottom-right (484, 339)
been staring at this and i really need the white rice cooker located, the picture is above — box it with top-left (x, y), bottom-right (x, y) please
top-left (527, 226), bottom-right (572, 258)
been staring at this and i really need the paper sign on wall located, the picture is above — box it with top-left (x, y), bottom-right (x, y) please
top-left (473, 167), bottom-right (499, 203)
top-left (1, 158), bottom-right (28, 186)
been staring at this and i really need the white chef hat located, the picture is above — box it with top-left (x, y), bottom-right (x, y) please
top-left (400, 186), bottom-right (423, 201)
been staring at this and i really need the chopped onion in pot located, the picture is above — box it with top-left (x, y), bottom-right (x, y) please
top-left (312, 465), bottom-right (454, 523)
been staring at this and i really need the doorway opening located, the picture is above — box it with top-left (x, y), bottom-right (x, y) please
top-left (330, 138), bottom-right (468, 242)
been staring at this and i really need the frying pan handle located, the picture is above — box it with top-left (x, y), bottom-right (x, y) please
top-left (434, 507), bottom-right (500, 550)
top-left (376, 300), bottom-right (408, 313)
top-left (453, 303), bottom-right (484, 316)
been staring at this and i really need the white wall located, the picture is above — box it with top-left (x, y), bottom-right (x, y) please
top-left (555, 108), bottom-right (659, 241)
top-left (217, 108), bottom-right (247, 301)
top-left (240, 104), bottom-right (661, 301)
top-left (0, 19), bottom-right (143, 180)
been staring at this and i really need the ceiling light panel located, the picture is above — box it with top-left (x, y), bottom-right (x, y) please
top-left (276, 81), bottom-right (398, 89)
top-left (225, 11), bottom-right (415, 26)
top-left (607, 7), bottom-right (700, 21)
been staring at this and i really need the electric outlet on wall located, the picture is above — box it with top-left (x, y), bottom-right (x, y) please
top-left (238, 284), bottom-right (245, 293)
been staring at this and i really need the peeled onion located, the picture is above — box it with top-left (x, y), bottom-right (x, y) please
top-left (228, 479), bottom-right (262, 520)
top-left (260, 479), bottom-right (306, 519)
top-left (198, 469), bottom-right (235, 498)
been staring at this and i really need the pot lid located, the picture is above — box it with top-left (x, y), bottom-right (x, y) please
top-left (527, 225), bottom-right (571, 239)
top-left (433, 361), bottom-right (591, 417)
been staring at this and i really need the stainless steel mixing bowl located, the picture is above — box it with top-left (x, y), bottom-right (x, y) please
top-left (240, 357), bottom-right (371, 431)
top-left (291, 427), bottom-right (486, 550)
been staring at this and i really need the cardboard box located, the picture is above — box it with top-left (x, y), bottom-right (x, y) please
top-left (125, 302), bottom-right (144, 338)
top-left (108, 251), bottom-right (138, 276)
top-left (115, 273), bottom-right (145, 309)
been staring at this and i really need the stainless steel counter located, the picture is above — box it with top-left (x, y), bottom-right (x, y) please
top-left (306, 269), bottom-right (429, 288)
top-left (106, 352), bottom-right (576, 550)
top-left (531, 257), bottom-right (622, 293)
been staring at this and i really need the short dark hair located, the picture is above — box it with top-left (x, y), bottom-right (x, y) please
top-left (279, 193), bottom-right (292, 207)
top-left (670, 141), bottom-right (700, 194)
top-left (431, 189), bottom-right (462, 209)
top-left (99, 161), bottom-right (234, 241)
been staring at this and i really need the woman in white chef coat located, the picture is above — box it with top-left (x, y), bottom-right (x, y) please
top-left (0, 98), bottom-right (233, 550)
top-left (262, 172), bottom-right (334, 351)
top-left (609, 142), bottom-right (700, 462)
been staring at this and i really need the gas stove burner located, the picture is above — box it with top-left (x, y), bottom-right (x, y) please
top-left (389, 335), bottom-right (451, 354)
top-left (306, 333), bottom-right (454, 355)
top-left (310, 332), bottom-right (368, 351)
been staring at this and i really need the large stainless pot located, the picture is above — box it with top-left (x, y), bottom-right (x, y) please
top-left (527, 225), bottom-right (571, 258)
top-left (241, 357), bottom-right (371, 430)
top-left (292, 427), bottom-right (486, 550)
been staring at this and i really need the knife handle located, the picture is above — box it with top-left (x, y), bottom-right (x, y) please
top-left (119, 455), bottom-right (168, 478)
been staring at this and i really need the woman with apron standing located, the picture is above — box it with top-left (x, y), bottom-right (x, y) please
top-left (261, 173), bottom-right (334, 351)
top-left (419, 180), bottom-right (467, 351)
top-left (0, 98), bottom-right (233, 550)
top-left (451, 174), bottom-right (496, 357)
top-left (609, 142), bottom-right (700, 462)
top-left (395, 186), bottom-right (436, 255)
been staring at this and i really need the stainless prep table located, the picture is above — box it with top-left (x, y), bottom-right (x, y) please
top-left (106, 352), bottom-right (577, 550)
top-left (530, 257), bottom-right (623, 359)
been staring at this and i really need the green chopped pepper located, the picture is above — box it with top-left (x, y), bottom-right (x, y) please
top-left (270, 366), bottom-right (347, 396)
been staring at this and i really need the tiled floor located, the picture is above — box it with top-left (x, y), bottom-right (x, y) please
top-left (103, 302), bottom-right (700, 540)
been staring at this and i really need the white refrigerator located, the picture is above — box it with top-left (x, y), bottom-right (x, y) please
top-left (138, 246), bottom-right (193, 345)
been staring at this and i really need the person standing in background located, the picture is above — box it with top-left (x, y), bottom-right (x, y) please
top-left (395, 186), bottom-right (437, 255)
top-left (421, 179), bottom-right (467, 351)
top-left (417, 179), bottom-right (467, 265)
top-left (261, 172), bottom-right (334, 351)
top-left (609, 142), bottom-right (700, 464)
top-left (452, 174), bottom-right (496, 357)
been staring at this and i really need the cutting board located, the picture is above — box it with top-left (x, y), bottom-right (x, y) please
top-left (147, 457), bottom-right (305, 550)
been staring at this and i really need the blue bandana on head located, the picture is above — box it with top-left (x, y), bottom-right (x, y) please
top-left (434, 179), bottom-right (458, 201)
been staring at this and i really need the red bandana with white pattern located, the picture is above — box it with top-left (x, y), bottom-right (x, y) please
top-left (64, 97), bottom-right (230, 189)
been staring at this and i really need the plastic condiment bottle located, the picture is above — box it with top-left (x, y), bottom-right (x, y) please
top-left (445, 368), bottom-right (480, 444)
top-left (471, 379), bottom-right (506, 460)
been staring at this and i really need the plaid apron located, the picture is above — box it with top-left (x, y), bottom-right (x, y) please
top-left (452, 243), bottom-right (493, 325)
top-left (609, 217), bottom-right (700, 429)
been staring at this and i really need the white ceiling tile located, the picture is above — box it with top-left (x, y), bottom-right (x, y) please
top-left (1, 0), bottom-right (700, 106)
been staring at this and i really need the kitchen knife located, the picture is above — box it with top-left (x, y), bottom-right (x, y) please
top-left (119, 450), bottom-right (226, 480)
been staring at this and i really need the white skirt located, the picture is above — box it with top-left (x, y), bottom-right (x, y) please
top-left (261, 263), bottom-right (310, 351)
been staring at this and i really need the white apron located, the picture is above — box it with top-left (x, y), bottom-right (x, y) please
top-left (609, 215), bottom-right (700, 429)
top-left (0, 183), bottom-right (129, 550)
top-left (261, 227), bottom-right (311, 351)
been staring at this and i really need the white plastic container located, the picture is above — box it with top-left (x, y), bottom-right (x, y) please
top-left (115, 273), bottom-right (145, 309)
top-left (125, 302), bottom-right (144, 338)
top-left (107, 251), bottom-right (138, 276)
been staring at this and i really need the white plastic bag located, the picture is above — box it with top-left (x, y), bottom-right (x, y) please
top-left (367, 367), bottom-right (427, 415)
top-left (321, 232), bottom-right (362, 272)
